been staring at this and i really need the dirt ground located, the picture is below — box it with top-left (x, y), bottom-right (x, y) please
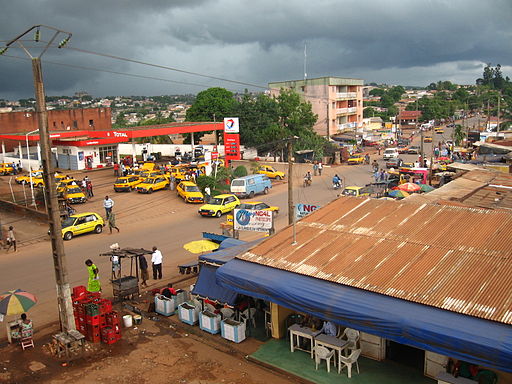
top-left (0, 287), bottom-right (296, 384)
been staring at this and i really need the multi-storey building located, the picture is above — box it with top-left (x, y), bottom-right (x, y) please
top-left (269, 76), bottom-right (364, 137)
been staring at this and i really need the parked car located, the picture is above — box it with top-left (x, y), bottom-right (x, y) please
top-left (230, 174), bottom-right (272, 198)
top-left (136, 176), bottom-right (169, 194)
top-left (407, 146), bottom-right (420, 154)
top-left (15, 170), bottom-right (43, 184)
top-left (198, 194), bottom-right (240, 217)
top-left (385, 158), bottom-right (403, 169)
top-left (62, 185), bottom-right (87, 204)
top-left (383, 148), bottom-right (399, 160)
top-left (0, 163), bottom-right (15, 176)
top-left (114, 175), bottom-right (143, 192)
top-left (60, 212), bottom-right (104, 240)
top-left (238, 201), bottom-right (279, 214)
top-left (347, 154), bottom-right (366, 165)
top-left (257, 165), bottom-right (285, 180)
top-left (424, 136), bottom-right (433, 143)
top-left (176, 181), bottom-right (204, 203)
top-left (341, 186), bottom-right (371, 197)
top-left (397, 145), bottom-right (408, 154)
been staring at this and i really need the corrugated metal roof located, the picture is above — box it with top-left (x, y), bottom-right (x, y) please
top-left (237, 196), bottom-right (512, 324)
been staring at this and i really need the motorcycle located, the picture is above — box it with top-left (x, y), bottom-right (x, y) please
top-left (333, 181), bottom-right (342, 190)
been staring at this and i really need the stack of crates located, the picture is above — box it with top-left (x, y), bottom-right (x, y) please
top-left (72, 286), bottom-right (121, 344)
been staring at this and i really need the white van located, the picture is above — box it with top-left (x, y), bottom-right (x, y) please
top-left (383, 148), bottom-right (399, 160)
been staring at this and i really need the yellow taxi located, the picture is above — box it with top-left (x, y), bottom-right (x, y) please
top-left (113, 175), bottom-right (142, 192)
top-left (424, 136), bottom-right (433, 143)
top-left (0, 163), bottom-right (15, 175)
top-left (60, 212), bottom-right (104, 240)
top-left (176, 181), bottom-right (204, 203)
top-left (238, 201), bottom-right (279, 214)
top-left (57, 178), bottom-right (79, 195)
top-left (16, 170), bottom-right (43, 184)
top-left (63, 185), bottom-right (87, 204)
top-left (139, 169), bottom-right (163, 179)
top-left (435, 127), bottom-right (444, 134)
top-left (258, 165), bottom-right (285, 180)
top-left (198, 194), bottom-right (240, 217)
top-left (347, 155), bottom-right (366, 165)
top-left (341, 186), bottom-right (370, 197)
top-left (136, 176), bottom-right (169, 194)
top-left (32, 173), bottom-right (68, 187)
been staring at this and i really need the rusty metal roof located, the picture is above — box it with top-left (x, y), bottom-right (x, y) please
top-left (238, 196), bottom-right (512, 324)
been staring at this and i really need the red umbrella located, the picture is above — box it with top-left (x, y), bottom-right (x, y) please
top-left (397, 182), bottom-right (421, 193)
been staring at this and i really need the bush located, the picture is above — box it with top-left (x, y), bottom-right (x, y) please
top-left (233, 165), bottom-right (248, 178)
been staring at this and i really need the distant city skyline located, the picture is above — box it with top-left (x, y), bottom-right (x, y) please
top-left (1, 0), bottom-right (511, 100)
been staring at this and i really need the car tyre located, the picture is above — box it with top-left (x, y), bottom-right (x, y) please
top-left (130, 186), bottom-right (135, 191)
top-left (64, 231), bottom-right (73, 241)
top-left (215, 211), bottom-right (222, 218)
top-left (148, 188), bottom-right (153, 194)
top-left (264, 187), bottom-right (269, 194)
top-left (276, 175), bottom-right (282, 180)
top-left (94, 225), bottom-right (103, 234)
top-left (249, 191), bottom-right (255, 198)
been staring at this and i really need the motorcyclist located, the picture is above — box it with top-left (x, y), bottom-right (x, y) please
top-left (372, 160), bottom-right (379, 173)
top-left (304, 171), bottom-right (312, 186)
top-left (332, 174), bottom-right (341, 189)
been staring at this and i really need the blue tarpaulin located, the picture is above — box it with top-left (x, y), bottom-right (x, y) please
top-left (217, 259), bottom-right (512, 373)
top-left (200, 240), bottom-right (262, 265)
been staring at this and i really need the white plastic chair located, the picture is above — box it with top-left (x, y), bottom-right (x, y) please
top-left (220, 308), bottom-right (235, 320)
top-left (341, 328), bottom-right (360, 354)
top-left (314, 345), bottom-right (336, 373)
top-left (339, 348), bottom-right (361, 378)
top-left (192, 298), bottom-right (203, 311)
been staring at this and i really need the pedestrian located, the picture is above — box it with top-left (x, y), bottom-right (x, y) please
top-left (85, 259), bottom-right (101, 292)
top-left (170, 175), bottom-right (176, 191)
top-left (103, 196), bottom-right (114, 217)
top-left (81, 178), bottom-right (87, 193)
top-left (5, 225), bottom-right (16, 253)
top-left (379, 169), bottom-right (385, 182)
top-left (86, 177), bottom-right (94, 198)
top-left (111, 254), bottom-right (121, 279)
top-left (139, 253), bottom-right (149, 287)
top-left (318, 162), bottom-right (323, 176)
top-left (151, 246), bottom-right (163, 280)
top-left (373, 169), bottom-right (380, 183)
top-left (113, 162), bottom-right (119, 177)
top-left (372, 160), bottom-right (379, 173)
top-left (313, 162), bottom-right (318, 176)
top-left (107, 211), bottom-right (120, 234)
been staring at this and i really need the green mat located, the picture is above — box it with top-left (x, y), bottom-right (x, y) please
top-left (250, 339), bottom-right (435, 384)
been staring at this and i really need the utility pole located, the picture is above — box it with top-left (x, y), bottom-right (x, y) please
top-left (287, 140), bottom-right (294, 226)
top-left (1, 26), bottom-right (75, 332)
top-left (497, 92), bottom-right (501, 132)
top-left (486, 99), bottom-right (491, 132)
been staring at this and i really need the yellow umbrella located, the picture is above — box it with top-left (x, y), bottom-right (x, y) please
top-left (183, 240), bottom-right (220, 254)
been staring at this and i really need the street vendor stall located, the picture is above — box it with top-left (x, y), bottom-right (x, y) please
top-left (99, 247), bottom-right (153, 301)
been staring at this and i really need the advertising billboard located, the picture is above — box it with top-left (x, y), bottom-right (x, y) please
top-left (233, 209), bottom-right (273, 232)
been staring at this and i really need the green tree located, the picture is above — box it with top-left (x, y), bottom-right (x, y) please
top-left (113, 113), bottom-right (128, 128)
top-left (453, 124), bottom-right (466, 146)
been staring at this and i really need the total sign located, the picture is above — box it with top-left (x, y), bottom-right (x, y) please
top-left (234, 209), bottom-right (273, 232)
top-left (296, 203), bottom-right (321, 220)
top-left (224, 117), bottom-right (239, 133)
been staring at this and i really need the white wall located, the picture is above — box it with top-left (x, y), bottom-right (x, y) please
top-left (117, 143), bottom-right (226, 157)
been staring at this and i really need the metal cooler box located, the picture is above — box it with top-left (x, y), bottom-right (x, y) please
top-left (199, 310), bottom-right (221, 334)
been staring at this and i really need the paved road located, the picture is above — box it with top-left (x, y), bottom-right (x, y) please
top-left (0, 162), bottom-right (374, 330)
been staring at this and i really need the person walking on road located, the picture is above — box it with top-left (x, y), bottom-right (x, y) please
top-left (107, 211), bottom-right (120, 234)
top-left (5, 225), bottom-right (16, 253)
top-left (139, 253), bottom-right (149, 287)
top-left (151, 246), bottom-right (163, 280)
top-left (103, 195), bottom-right (114, 218)
top-left (85, 259), bottom-right (101, 292)
top-left (86, 177), bottom-right (94, 198)
top-left (313, 162), bottom-right (318, 176)
top-left (318, 162), bottom-right (323, 176)
top-left (113, 162), bottom-right (120, 177)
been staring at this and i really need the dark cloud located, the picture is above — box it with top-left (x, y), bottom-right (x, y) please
top-left (1, 0), bottom-right (511, 100)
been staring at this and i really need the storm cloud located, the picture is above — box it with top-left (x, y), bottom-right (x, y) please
top-left (0, 0), bottom-right (511, 99)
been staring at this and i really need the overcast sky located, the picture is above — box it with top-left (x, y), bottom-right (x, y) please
top-left (1, 0), bottom-right (511, 100)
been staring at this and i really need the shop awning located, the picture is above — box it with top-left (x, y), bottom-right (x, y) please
top-left (217, 259), bottom-right (512, 372)
top-left (192, 264), bottom-right (238, 306)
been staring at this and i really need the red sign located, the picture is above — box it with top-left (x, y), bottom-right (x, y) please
top-left (224, 133), bottom-right (241, 161)
top-left (211, 151), bottom-right (219, 160)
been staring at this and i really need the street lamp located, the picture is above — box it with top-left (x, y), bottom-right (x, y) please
top-left (0, 25), bottom-right (75, 333)
top-left (25, 128), bottom-right (39, 207)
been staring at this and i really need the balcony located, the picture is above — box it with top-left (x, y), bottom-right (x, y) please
top-left (336, 92), bottom-right (357, 99)
top-left (336, 107), bottom-right (357, 115)
top-left (337, 122), bottom-right (356, 131)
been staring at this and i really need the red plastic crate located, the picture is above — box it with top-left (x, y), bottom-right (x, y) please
top-left (106, 311), bottom-right (120, 326)
top-left (99, 313), bottom-right (107, 327)
top-left (72, 285), bottom-right (87, 299)
top-left (86, 314), bottom-right (101, 325)
top-left (86, 333), bottom-right (101, 343)
top-left (99, 299), bottom-right (113, 314)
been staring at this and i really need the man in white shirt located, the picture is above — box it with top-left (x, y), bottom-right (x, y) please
top-left (151, 246), bottom-right (163, 280)
top-left (103, 196), bottom-right (114, 217)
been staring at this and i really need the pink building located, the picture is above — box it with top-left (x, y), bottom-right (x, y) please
top-left (269, 76), bottom-right (364, 137)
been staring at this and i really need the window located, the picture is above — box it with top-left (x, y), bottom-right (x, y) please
top-left (89, 119), bottom-right (94, 127)
top-left (248, 178), bottom-right (255, 185)
top-left (73, 120), bottom-right (78, 129)
top-left (53, 121), bottom-right (56, 128)
top-left (98, 145), bottom-right (117, 164)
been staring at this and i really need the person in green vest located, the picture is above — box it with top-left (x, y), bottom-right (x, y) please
top-left (85, 259), bottom-right (101, 292)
